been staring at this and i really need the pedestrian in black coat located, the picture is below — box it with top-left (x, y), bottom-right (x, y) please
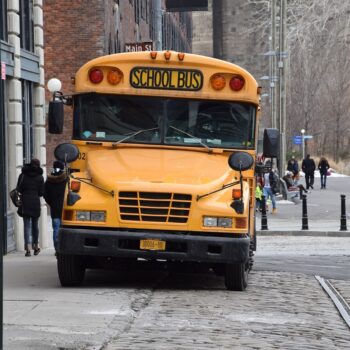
top-left (318, 156), bottom-right (330, 189)
top-left (17, 158), bottom-right (44, 256)
top-left (301, 154), bottom-right (316, 190)
top-left (44, 161), bottom-right (68, 252)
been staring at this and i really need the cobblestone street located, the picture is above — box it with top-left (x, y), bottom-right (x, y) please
top-left (104, 271), bottom-right (350, 350)
top-left (4, 235), bottom-right (350, 350)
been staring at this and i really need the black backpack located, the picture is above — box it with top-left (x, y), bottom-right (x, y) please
top-left (269, 171), bottom-right (278, 194)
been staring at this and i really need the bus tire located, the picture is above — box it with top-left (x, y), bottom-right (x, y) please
top-left (224, 262), bottom-right (248, 291)
top-left (57, 254), bottom-right (85, 287)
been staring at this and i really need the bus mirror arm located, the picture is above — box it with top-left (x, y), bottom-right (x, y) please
top-left (196, 179), bottom-right (240, 201)
top-left (70, 174), bottom-right (115, 197)
top-left (230, 167), bottom-right (244, 214)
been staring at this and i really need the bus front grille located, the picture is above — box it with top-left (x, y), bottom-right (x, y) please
top-left (119, 192), bottom-right (192, 223)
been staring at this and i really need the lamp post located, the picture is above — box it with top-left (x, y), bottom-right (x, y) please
top-left (301, 128), bottom-right (305, 159)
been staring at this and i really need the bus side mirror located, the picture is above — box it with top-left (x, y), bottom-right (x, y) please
top-left (54, 143), bottom-right (79, 163)
top-left (48, 100), bottom-right (64, 134)
top-left (228, 152), bottom-right (254, 171)
top-left (263, 128), bottom-right (279, 158)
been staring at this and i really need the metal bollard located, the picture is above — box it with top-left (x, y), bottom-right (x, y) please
top-left (301, 194), bottom-right (309, 230)
top-left (340, 194), bottom-right (347, 231)
top-left (299, 187), bottom-right (303, 199)
top-left (261, 195), bottom-right (268, 230)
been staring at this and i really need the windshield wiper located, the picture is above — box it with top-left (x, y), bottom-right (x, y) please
top-left (169, 126), bottom-right (213, 152)
top-left (112, 127), bottom-right (159, 147)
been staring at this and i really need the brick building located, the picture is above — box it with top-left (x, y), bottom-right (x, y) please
top-left (44, 0), bottom-right (192, 167)
top-left (1, 0), bottom-right (47, 252)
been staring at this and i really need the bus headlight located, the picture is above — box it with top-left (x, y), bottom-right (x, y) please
top-left (218, 217), bottom-right (232, 227)
top-left (76, 211), bottom-right (90, 221)
top-left (203, 217), bottom-right (217, 227)
top-left (203, 217), bottom-right (233, 228)
top-left (90, 211), bottom-right (106, 222)
top-left (76, 211), bottom-right (106, 222)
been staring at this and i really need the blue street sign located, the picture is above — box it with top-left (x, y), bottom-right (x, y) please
top-left (303, 135), bottom-right (313, 139)
top-left (293, 135), bottom-right (302, 145)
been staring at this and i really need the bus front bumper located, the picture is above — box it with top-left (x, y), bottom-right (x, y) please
top-left (58, 227), bottom-right (250, 264)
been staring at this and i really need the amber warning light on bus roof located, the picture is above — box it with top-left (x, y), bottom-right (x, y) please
top-left (210, 74), bottom-right (245, 92)
top-left (107, 69), bottom-right (123, 85)
top-left (89, 68), bottom-right (123, 85)
top-left (210, 74), bottom-right (226, 90)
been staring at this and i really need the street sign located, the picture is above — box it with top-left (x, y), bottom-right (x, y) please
top-left (124, 42), bottom-right (153, 52)
top-left (293, 135), bottom-right (302, 145)
top-left (293, 135), bottom-right (313, 145)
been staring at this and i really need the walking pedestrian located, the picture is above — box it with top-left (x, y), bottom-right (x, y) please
top-left (301, 154), bottom-right (316, 190)
top-left (44, 160), bottom-right (68, 253)
top-left (16, 158), bottom-right (44, 257)
top-left (318, 156), bottom-right (330, 189)
top-left (263, 169), bottom-right (278, 214)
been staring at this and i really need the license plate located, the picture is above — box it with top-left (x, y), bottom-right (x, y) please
top-left (140, 239), bottom-right (166, 251)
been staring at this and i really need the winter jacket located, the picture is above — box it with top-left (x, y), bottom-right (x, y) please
top-left (17, 164), bottom-right (44, 218)
top-left (255, 185), bottom-right (263, 200)
top-left (318, 159), bottom-right (330, 175)
top-left (287, 159), bottom-right (299, 175)
top-left (301, 157), bottom-right (316, 174)
top-left (44, 171), bottom-right (68, 218)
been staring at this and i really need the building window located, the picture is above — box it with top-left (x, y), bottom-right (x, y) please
top-left (0, 0), bottom-right (7, 40)
top-left (21, 81), bottom-right (34, 164)
top-left (20, 0), bottom-right (34, 51)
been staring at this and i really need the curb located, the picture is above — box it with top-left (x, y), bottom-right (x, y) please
top-left (257, 230), bottom-right (350, 237)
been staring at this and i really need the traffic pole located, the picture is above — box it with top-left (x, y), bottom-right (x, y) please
top-left (155, 0), bottom-right (162, 50)
top-left (301, 194), bottom-right (309, 230)
top-left (340, 194), bottom-right (347, 231)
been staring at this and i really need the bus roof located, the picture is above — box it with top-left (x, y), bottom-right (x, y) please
top-left (75, 51), bottom-right (260, 105)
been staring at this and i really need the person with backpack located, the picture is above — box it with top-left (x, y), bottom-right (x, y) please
top-left (263, 169), bottom-right (278, 214)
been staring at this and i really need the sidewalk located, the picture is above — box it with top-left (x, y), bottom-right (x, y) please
top-left (256, 176), bottom-right (350, 237)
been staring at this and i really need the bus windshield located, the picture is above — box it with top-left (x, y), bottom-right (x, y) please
top-left (73, 93), bottom-right (256, 149)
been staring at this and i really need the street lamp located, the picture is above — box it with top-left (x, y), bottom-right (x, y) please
top-left (301, 129), bottom-right (305, 159)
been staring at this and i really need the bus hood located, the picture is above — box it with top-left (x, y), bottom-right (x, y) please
top-left (86, 148), bottom-right (232, 187)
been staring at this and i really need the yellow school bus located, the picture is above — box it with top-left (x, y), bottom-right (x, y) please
top-left (48, 50), bottom-right (278, 290)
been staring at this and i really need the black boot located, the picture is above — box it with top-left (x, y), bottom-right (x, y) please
top-left (33, 243), bottom-right (41, 256)
top-left (24, 244), bottom-right (31, 257)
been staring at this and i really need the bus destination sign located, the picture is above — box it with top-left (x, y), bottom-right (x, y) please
top-left (130, 67), bottom-right (203, 91)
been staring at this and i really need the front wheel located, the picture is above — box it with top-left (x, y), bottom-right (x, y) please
top-left (57, 254), bottom-right (85, 287)
top-left (224, 262), bottom-right (248, 291)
